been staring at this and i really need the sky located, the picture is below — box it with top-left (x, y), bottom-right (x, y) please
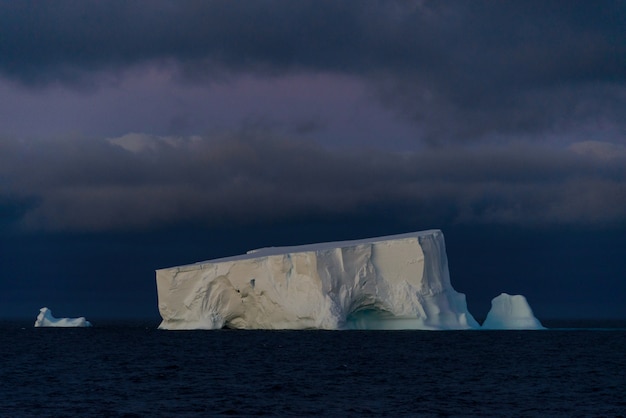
top-left (1, 1), bottom-right (625, 321)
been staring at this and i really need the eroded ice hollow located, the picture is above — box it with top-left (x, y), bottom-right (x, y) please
top-left (156, 229), bottom-right (480, 330)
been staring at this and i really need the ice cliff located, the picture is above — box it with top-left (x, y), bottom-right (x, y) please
top-left (482, 293), bottom-right (545, 330)
top-left (34, 307), bottom-right (92, 327)
top-left (156, 229), bottom-right (480, 330)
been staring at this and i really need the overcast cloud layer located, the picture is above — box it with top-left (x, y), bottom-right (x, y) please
top-left (2, 133), bottom-right (626, 232)
top-left (1, 0), bottom-right (625, 232)
top-left (1, 1), bottom-right (624, 143)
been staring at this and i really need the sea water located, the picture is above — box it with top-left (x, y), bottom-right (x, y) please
top-left (1, 320), bottom-right (625, 417)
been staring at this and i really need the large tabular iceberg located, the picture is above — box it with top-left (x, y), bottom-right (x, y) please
top-left (156, 229), bottom-right (480, 330)
top-left (34, 307), bottom-right (92, 327)
top-left (482, 293), bottom-right (545, 330)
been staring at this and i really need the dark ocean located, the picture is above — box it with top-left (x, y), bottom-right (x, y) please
top-left (1, 320), bottom-right (625, 417)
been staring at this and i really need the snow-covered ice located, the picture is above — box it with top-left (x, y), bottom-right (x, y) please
top-left (34, 307), bottom-right (92, 327)
top-left (156, 229), bottom-right (480, 330)
top-left (481, 293), bottom-right (545, 330)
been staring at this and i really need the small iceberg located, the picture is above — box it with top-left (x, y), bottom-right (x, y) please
top-left (482, 293), bottom-right (545, 330)
top-left (34, 307), bottom-right (92, 327)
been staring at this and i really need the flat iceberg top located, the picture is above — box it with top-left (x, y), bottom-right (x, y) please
top-left (162, 229), bottom-right (442, 271)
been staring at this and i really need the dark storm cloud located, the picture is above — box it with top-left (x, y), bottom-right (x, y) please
top-left (2, 131), bottom-right (625, 232)
top-left (0, 0), bottom-right (408, 83)
top-left (1, 1), bottom-right (624, 141)
top-left (2, 1), bottom-right (622, 82)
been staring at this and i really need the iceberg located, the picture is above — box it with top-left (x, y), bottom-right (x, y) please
top-left (34, 307), bottom-right (92, 328)
top-left (156, 229), bottom-right (480, 330)
top-left (481, 293), bottom-right (545, 330)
